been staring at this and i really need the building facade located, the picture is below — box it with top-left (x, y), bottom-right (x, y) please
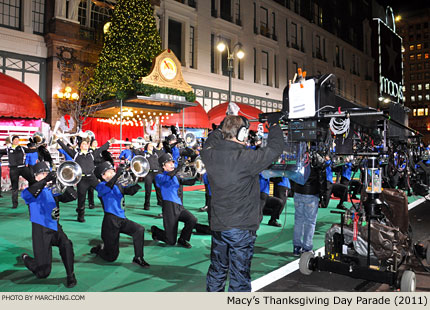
top-left (396, 8), bottom-right (430, 142)
top-left (0, 0), bottom-right (380, 127)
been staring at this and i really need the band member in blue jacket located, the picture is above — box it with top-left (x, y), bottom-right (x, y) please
top-left (20, 161), bottom-right (76, 288)
top-left (90, 161), bottom-right (149, 267)
top-left (151, 153), bottom-right (197, 248)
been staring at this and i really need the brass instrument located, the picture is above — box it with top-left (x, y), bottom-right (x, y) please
top-left (50, 161), bottom-right (82, 194)
top-left (32, 132), bottom-right (45, 146)
top-left (117, 155), bottom-right (150, 186)
top-left (177, 156), bottom-right (206, 179)
top-left (184, 132), bottom-right (196, 147)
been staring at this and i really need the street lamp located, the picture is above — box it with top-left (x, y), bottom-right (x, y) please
top-left (216, 39), bottom-right (245, 103)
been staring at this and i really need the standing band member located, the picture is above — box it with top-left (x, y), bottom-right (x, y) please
top-left (151, 153), bottom-right (197, 248)
top-left (0, 135), bottom-right (34, 208)
top-left (57, 137), bottom-right (114, 222)
top-left (201, 114), bottom-right (283, 292)
top-left (90, 161), bottom-right (149, 267)
top-left (20, 161), bottom-right (76, 288)
top-left (139, 143), bottom-right (162, 210)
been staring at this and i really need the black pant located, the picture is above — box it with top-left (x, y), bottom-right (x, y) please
top-left (143, 171), bottom-right (162, 208)
top-left (77, 175), bottom-right (99, 217)
top-left (324, 182), bottom-right (333, 208)
top-left (261, 193), bottom-right (284, 221)
top-left (195, 197), bottom-right (212, 235)
top-left (23, 222), bottom-right (74, 278)
top-left (152, 200), bottom-right (197, 245)
top-left (88, 188), bottom-right (95, 206)
top-left (273, 184), bottom-right (288, 207)
top-left (10, 166), bottom-right (34, 207)
top-left (98, 213), bottom-right (145, 261)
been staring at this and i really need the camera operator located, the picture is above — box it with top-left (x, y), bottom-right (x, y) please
top-left (201, 114), bottom-right (283, 292)
top-left (291, 148), bottom-right (325, 256)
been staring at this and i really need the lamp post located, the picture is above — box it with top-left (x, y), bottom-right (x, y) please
top-left (216, 40), bottom-right (245, 103)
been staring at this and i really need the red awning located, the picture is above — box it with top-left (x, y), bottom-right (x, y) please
top-left (0, 73), bottom-right (45, 119)
top-left (207, 102), bottom-right (264, 131)
top-left (161, 101), bottom-right (210, 128)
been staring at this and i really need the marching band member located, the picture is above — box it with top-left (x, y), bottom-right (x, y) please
top-left (90, 161), bottom-right (150, 267)
top-left (259, 173), bottom-right (284, 227)
top-left (119, 138), bottom-right (134, 162)
top-left (139, 142), bottom-right (162, 210)
top-left (0, 135), bottom-right (35, 208)
top-left (57, 136), bottom-right (114, 222)
top-left (20, 161), bottom-right (76, 288)
top-left (151, 153), bottom-right (197, 248)
top-left (272, 176), bottom-right (290, 209)
top-left (163, 135), bottom-right (180, 167)
top-left (25, 140), bottom-right (39, 172)
top-left (321, 155), bottom-right (333, 208)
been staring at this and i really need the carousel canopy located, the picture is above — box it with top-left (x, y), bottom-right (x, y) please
top-left (0, 73), bottom-right (45, 119)
top-left (207, 102), bottom-right (264, 131)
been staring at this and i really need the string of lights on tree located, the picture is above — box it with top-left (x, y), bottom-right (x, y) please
top-left (87, 0), bottom-right (162, 100)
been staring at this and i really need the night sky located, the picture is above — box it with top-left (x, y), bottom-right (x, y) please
top-left (379, 0), bottom-right (429, 13)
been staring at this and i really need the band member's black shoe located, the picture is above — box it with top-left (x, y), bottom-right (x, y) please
top-left (198, 206), bottom-right (208, 212)
top-left (90, 244), bottom-right (102, 255)
top-left (268, 219), bottom-right (282, 227)
top-left (12, 204), bottom-right (17, 209)
top-left (77, 215), bottom-right (85, 223)
top-left (21, 253), bottom-right (29, 263)
top-left (132, 257), bottom-right (150, 268)
top-left (177, 238), bottom-right (192, 249)
top-left (144, 205), bottom-right (150, 210)
top-left (151, 226), bottom-right (159, 241)
top-left (66, 273), bottom-right (77, 288)
top-left (89, 204), bottom-right (95, 209)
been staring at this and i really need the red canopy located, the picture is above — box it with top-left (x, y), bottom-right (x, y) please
top-left (0, 73), bottom-right (45, 119)
top-left (161, 101), bottom-right (209, 128)
top-left (207, 102), bottom-right (264, 131)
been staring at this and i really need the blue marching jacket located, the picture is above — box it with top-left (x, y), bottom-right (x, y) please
top-left (342, 162), bottom-right (352, 181)
top-left (203, 173), bottom-right (212, 196)
top-left (21, 187), bottom-right (60, 231)
top-left (259, 174), bottom-right (270, 195)
top-left (96, 182), bottom-right (126, 219)
top-left (156, 171), bottom-right (182, 205)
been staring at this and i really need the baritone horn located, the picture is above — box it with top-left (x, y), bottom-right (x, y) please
top-left (32, 132), bottom-right (45, 146)
top-left (117, 155), bottom-right (150, 186)
top-left (177, 156), bottom-right (206, 179)
top-left (50, 161), bottom-right (82, 194)
top-left (184, 132), bottom-right (196, 147)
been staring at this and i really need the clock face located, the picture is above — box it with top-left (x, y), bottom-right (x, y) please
top-left (159, 58), bottom-right (177, 80)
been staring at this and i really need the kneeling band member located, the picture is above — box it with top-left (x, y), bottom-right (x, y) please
top-left (151, 153), bottom-right (197, 248)
top-left (21, 161), bottom-right (76, 288)
top-left (91, 162), bottom-right (149, 267)
top-left (259, 173), bottom-right (284, 227)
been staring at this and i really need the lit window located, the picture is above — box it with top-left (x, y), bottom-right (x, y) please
top-left (426, 94), bottom-right (430, 100)
top-left (410, 54), bottom-right (415, 61)
top-left (409, 45), bottom-right (415, 51)
top-left (411, 95), bottom-right (416, 102)
top-left (425, 53), bottom-right (429, 59)
top-left (417, 44), bottom-right (422, 50)
top-left (411, 84), bottom-right (415, 91)
top-left (426, 108), bottom-right (429, 116)
top-left (418, 108), bottom-right (424, 116)
top-left (418, 95), bottom-right (423, 101)
top-left (418, 84), bottom-right (422, 90)
top-left (413, 109), bottom-right (416, 116)
top-left (426, 83), bottom-right (429, 90)
top-left (417, 54), bottom-right (422, 60)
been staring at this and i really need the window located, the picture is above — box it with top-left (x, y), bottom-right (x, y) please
top-left (78, 0), bottom-right (87, 26)
top-left (274, 55), bottom-right (278, 88)
top-left (416, 23), bottom-right (421, 30)
top-left (410, 54), bottom-right (415, 61)
top-left (409, 35), bottom-right (414, 41)
top-left (411, 95), bottom-right (416, 102)
top-left (90, 2), bottom-right (112, 30)
top-left (253, 48), bottom-right (257, 83)
top-left (261, 51), bottom-right (269, 86)
top-left (285, 18), bottom-right (288, 46)
top-left (315, 35), bottom-right (321, 58)
top-left (260, 7), bottom-right (268, 36)
top-left (413, 109), bottom-right (416, 116)
top-left (335, 45), bottom-right (340, 67)
top-left (0, 0), bottom-right (21, 29)
top-left (410, 45), bottom-right (415, 51)
top-left (418, 84), bottom-right (422, 91)
top-left (220, 37), bottom-right (231, 76)
top-left (425, 53), bottom-right (429, 59)
top-left (292, 61), bottom-right (298, 74)
top-left (189, 26), bottom-right (195, 68)
top-left (32, 0), bottom-right (44, 34)
top-left (426, 94), bottom-right (430, 101)
top-left (237, 58), bottom-right (243, 80)
top-left (211, 34), bottom-right (215, 73)
top-left (291, 22), bottom-right (297, 47)
top-left (253, 2), bottom-right (256, 33)
top-left (410, 74), bottom-right (415, 80)
top-left (410, 64), bottom-right (416, 71)
top-left (272, 12), bottom-right (276, 40)
top-left (417, 108), bottom-right (424, 117)
top-left (426, 108), bottom-right (429, 116)
top-left (234, 0), bottom-right (241, 25)
top-left (425, 83), bottom-right (429, 90)
top-left (411, 84), bottom-right (415, 91)
top-left (300, 26), bottom-right (304, 50)
top-left (418, 63), bottom-right (423, 70)
top-left (220, 0), bottom-right (232, 22)
top-left (211, 0), bottom-right (217, 17)
top-left (417, 54), bottom-right (422, 60)
top-left (168, 19), bottom-right (183, 63)
top-left (418, 95), bottom-right (423, 101)
top-left (417, 44), bottom-right (422, 50)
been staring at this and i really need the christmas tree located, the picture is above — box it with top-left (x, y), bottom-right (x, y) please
top-left (87, 0), bottom-right (162, 100)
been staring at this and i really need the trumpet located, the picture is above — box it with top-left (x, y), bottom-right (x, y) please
top-left (117, 155), bottom-right (150, 186)
top-left (176, 156), bottom-right (206, 179)
top-left (49, 161), bottom-right (82, 194)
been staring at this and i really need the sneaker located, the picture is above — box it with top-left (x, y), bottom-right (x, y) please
top-left (293, 246), bottom-right (302, 256)
top-left (177, 238), bottom-right (192, 249)
top-left (198, 206), bottom-right (208, 212)
top-left (151, 226), bottom-right (159, 241)
top-left (268, 219), bottom-right (282, 227)
top-left (66, 273), bottom-right (77, 288)
top-left (132, 257), bottom-right (150, 268)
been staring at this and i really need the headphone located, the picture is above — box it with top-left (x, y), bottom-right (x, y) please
top-left (236, 116), bottom-right (250, 142)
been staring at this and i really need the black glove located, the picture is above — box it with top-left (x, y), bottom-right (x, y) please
top-left (45, 171), bottom-right (57, 182)
top-left (116, 165), bottom-right (125, 175)
top-left (51, 207), bottom-right (60, 220)
top-left (267, 113), bottom-right (280, 127)
top-left (123, 184), bottom-right (142, 196)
